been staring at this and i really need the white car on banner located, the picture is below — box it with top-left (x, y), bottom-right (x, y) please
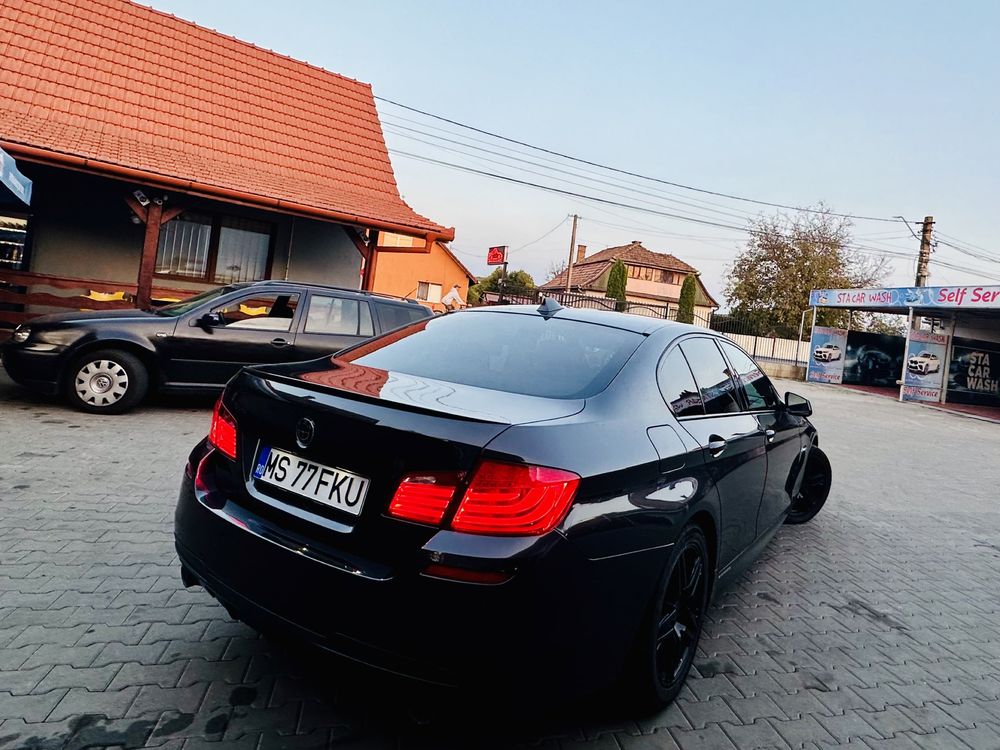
top-left (813, 344), bottom-right (842, 362)
top-left (907, 351), bottom-right (941, 375)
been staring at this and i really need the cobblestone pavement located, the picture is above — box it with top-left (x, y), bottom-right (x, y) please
top-left (2, 369), bottom-right (1000, 750)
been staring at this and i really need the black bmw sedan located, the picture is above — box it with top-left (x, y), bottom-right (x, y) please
top-left (174, 300), bottom-right (831, 707)
top-left (1, 280), bottom-right (430, 413)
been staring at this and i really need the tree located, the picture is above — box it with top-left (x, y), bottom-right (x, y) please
top-left (545, 259), bottom-right (567, 283)
top-left (469, 267), bottom-right (536, 303)
top-left (724, 207), bottom-right (889, 338)
top-left (606, 259), bottom-right (627, 311)
top-left (676, 274), bottom-right (697, 324)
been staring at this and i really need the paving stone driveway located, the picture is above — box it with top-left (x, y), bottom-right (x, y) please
top-left (1, 370), bottom-right (1000, 750)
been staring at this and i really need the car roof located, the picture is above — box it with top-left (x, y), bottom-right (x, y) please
top-left (458, 304), bottom-right (710, 336)
top-left (244, 280), bottom-right (424, 306)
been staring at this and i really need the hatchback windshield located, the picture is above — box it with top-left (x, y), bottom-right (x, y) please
top-left (340, 311), bottom-right (644, 399)
top-left (153, 286), bottom-right (238, 317)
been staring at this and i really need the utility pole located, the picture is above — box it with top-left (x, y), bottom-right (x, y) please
top-left (564, 214), bottom-right (579, 293)
top-left (915, 215), bottom-right (934, 287)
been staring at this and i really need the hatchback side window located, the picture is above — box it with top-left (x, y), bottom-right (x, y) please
top-left (658, 349), bottom-right (704, 417)
top-left (719, 341), bottom-right (780, 410)
top-left (678, 338), bottom-right (741, 415)
top-left (305, 295), bottom-right (374, 337)
top-left (211, 293), bottom-right (299, 331)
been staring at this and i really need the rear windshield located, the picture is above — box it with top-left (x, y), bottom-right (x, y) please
top-left (340, 311), bottom-right (644, 399)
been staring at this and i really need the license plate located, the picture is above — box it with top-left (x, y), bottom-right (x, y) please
top-left (253, 446), bottom-right (369, 516)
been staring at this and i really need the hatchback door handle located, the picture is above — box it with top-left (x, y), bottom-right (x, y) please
top-left (707, 435), bottom-right (727, 455)
top-left (271, 338), bottom-right (290, 348)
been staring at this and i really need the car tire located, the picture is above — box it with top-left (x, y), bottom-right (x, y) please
top-left (621, 524), bottom-right (711, 712)
top-left (785, 446), bottom-right (831, 525)
top-left (65, 348), bottom-right (149, 414)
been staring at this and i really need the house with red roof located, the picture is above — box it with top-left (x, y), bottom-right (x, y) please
top-left (0, 0), bottom-right (452, 328)
top-left (540, 241), bottom-right (718, 326)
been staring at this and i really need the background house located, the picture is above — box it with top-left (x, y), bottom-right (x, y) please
top-left (0, 0), bottom-right (452, 329)
top-left (371, 233), bottom-right (476, 312)
top-left (540, 241), bottom-right (718, 325)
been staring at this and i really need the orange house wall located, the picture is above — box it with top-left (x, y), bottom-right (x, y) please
top-left (372, 242), bottom-right (473, 312)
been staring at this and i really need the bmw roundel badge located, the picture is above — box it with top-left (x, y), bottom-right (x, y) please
top-left (295, 417), bottom-right (315, 449)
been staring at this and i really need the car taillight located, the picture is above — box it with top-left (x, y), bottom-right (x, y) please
top-left (389, 472), bottom-right (461, 525)
top-left (451, 461), bottom-right (580, 536)
top-left (208, 398), bottom-right (238, 460)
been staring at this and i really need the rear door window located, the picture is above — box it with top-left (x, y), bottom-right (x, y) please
top-left (678, 337), bottom-right (741, 415)
top-left (658, 349), bottom-right (704, 417)
top-left (305, 295), bottom-right (374, 337)
top-left (341, 311), bottom-right (644, 399)
top-left (719, 341), bottom-right (780, 410)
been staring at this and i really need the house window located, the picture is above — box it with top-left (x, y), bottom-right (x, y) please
top-left (0, 212), bottom-right (29, 270)
top-left (416, 281), bottom-right (442, 303)
top-left (626, 265), bottom-right (669, 283)
top-left (155, 213), bottom-right (273, 283)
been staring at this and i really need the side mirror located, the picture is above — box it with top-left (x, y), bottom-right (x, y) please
top-left (196, 311), bottom-right (223, 329)
top-left (784, 391), bottom-right (812, 417)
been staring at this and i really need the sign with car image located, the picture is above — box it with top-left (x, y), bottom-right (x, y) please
top-left (904, 330), bottom-right (948, 386)
top-left (807, 326), bottom-right (848, 384)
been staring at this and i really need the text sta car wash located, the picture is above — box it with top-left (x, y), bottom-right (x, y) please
top-left (938, 287), bottom-right (1000, 305)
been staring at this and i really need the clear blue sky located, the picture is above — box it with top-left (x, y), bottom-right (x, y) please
top-left (152, 0), bottom-right (1000, 303)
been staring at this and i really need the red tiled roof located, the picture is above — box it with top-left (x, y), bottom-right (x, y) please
top-left (0, 0), bottom-right (452, 239)
top-left (540, 261), bottom-right (612, 290)
top-left (540, 241), bottom-right (698, 290)
top-left (581, 242), bottom-right (698, 273)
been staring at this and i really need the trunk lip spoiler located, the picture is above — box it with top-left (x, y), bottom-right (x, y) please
top-left (242, 368), bottom-right (586, 426)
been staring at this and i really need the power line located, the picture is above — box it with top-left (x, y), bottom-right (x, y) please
top-left (508, 216), bottom-right (570, 254)
top-left (377, 95), bottom-right (908, 224)
top-left (382, 115), bottom-right (765, 223)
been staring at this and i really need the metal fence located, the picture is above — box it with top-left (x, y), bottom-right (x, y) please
top-left (710, 315), bottom-right (810, 364)
top-left (479, 290), bottom-right (713, 327)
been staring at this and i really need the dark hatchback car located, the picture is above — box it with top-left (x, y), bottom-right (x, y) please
top-left (1, 280), bottom-right (430, 413)
top-left (174, 302), bottom-right (831, 707)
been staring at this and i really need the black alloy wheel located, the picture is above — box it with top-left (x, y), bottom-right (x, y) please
top-left (655, 529), bottom-right (709, 695)
top-left (624, 524), bottom-right (710, 710)
top-left (785, 446), bottom-right (832, 525)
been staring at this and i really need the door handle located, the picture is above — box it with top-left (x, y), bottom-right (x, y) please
top-left (270, 338), bottom-right (290, 348)
top-left (707, 435), bottom-right (727, 455)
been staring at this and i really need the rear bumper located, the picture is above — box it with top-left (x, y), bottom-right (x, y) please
top-left (174, 457), bottom-right (663, 693)
top-left (1, 345), bottom-right (64, 394)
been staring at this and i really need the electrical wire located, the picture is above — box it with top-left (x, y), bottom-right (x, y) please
top-left (377, 96), bottom-right (908, 224)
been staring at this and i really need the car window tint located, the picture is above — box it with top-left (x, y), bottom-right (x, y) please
top-left (720, 341), bottom-right (780, 410)
top-left (305, 296), bottom-right (374, 337)
top-left (341, 312), bottom-right (644, 399)
top-left (212, 293), bottom-right (299, 331)
top-left (658, 350), bottom-right (704, 417)
top-left (678, 338), bottom-right (741, 415)
top-left (375, 302), bottom-right (430, 332)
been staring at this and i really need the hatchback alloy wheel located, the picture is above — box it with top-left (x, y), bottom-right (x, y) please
top-left (66, 348), bottom-right (149, 414)
top-left (75, 359), bottom-right (129, 406)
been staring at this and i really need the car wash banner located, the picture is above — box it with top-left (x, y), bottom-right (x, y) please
top-left (948, 337), bottom-right (1000, 407)
top-left (809, 285), bottom-right (1000, 310)
top-left (807, 326), bottom-right (848, 384)
top-left (901, 330), bottom-right (949, 402)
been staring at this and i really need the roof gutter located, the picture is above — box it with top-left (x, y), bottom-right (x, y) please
top-left (2, 141), bottom-right (456, 243)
